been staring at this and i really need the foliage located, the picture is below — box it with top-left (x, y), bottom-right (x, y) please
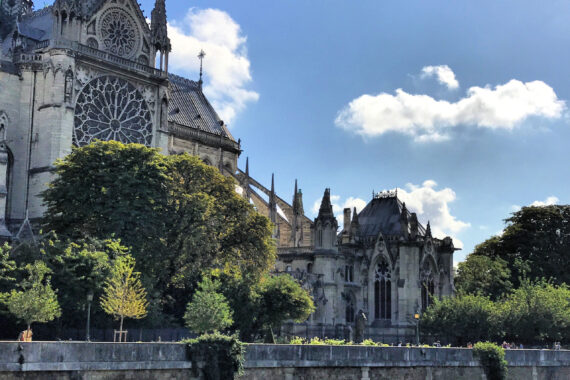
top-left (0, 243), bottom-right (15, 289)
top-left (184, 277), bottom-right (233, 334)
top-left (42, 141), bottom-right (276, 322)
top-left (455, 255), bottom-right (512, 300)
top-left (472, 205), bottom-right (570, 287)
top-left (420, 293), bottom-right (502, 346)
top-left (309, 337), bottom-right (326, 345)
top-left (2, 261), bottom-right (61, 330)
top-left (324, 338), bottom-right (345, 345)
top-left (289, 336), bottom-right (305, 344)
top-left (499, 280), bottom-right (570, 344)
top-left (100, 255), bottom-right (148, 331)
top-left (256, 274), bottom-right (315, 329)
top-left (183, 332), bottom-right (245, 380)
top-left (361, 338), bottom-right (377, 346)
top-left (473, 342), bottom-right (508, 380)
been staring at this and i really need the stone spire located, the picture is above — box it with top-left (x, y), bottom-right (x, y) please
top-left (244, 157), bottom-right (251, 200)
top-left (151, 0), bottom-right (170, 52)
top-left (350, 206), bottom-right (360, 236)
top-left (400, 202), bottom-right (409, 238)
top-left (269, 173), bottom-right (276, 224)
top-left (425, 221), bottom-right (432, 238)
top-left (291, 179), bottom-right (304, 247)
top-left (314, 188), bottom-right (338, 250)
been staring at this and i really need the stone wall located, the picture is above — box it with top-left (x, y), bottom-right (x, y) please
top-left (1, 342), bottom-right (570, 380)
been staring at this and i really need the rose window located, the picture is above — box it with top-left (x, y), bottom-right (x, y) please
top-left (74, 76), bottom-right (153, 147)
top-left (99, 8), bottom-right (139, 57)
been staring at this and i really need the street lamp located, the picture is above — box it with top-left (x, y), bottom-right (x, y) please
top-left (414, 310), bottom-right (421, 346)
top-left (86, 290), bottom-right (94, 342)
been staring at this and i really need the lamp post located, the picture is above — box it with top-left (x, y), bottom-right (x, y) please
top-left (414, 310), bottom-right (421, 346)
top-left (86, 290), bottom-right (93, 342)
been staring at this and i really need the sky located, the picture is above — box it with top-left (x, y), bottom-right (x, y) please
top-left (139, 0), bottom-right (570, 263)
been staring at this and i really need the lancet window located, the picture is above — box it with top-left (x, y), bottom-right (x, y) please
top-left (421, 260), bottom-right (435, 311)
top-left (374, 258), bottom-right (391, 320)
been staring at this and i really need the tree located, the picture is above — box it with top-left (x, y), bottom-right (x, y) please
top-left (0, 242), bottom-right (15, 293)
top-left (100, 255), bottom-right (148, 333)
top-left (256, 274), bottom-right (315, 341)
top-left (2, 261), bottom-right (61, 333)
top-left (42, 141), bottom-right (276, 321)
top-left (472, 205), bottom-right (570, 287)
top-left (420, 293), bottom-right (502, 346)
top-left (455, 255), bottom-right (512, 300)
top-left (499, 280), bottom-right (570, 345)
top-left (184, 277), bottom-right (233, 334)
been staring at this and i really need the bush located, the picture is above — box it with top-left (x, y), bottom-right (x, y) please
top-left (289, 336), bottom-right (305, 344)
top-left (309, 337), bottom-right (326, 345)
top-left (473, 342), bottom-right (508, 380)
top-left (183, 332), bottom-right (245, 380)
top-left (324, 338), bottom-right (345, 345)
top-left (361, 338), bottom-right (377, 346)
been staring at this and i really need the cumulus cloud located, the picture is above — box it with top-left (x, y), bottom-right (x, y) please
top-left (311, 194), bottom-right (367, 229)
top-left (421, 65), bottom-right (459, 89)
top-left (335, 74), bottom-right (565, 142)
top-left (168, 8), bottom-right (259, 124)
top-left (396, 180), bottom-right (470, 248)
top-left (513, 195), bottom-right (559, 211)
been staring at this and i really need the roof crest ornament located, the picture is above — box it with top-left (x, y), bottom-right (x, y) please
top-left (198, 49), bottom-right (206, 88)
top-left (374, 189), bottom-right (398, 199)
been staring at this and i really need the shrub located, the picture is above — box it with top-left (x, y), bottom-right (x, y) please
top-left (473, 342), bottom-right (508, 380)
top-left (183, 332), bottom-right (245, 380)
top-left (324, 338), bottom-right (345, 345)
top-left (289, 336), bottom-right (305, 344)
top-left (309, 337), bottom-right (326, 345)
top-left (361, 339), bottom-right (377, 346)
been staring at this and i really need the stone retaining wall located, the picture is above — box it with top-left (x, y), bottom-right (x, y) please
top-left (1, 342), bottom-right (570, 379)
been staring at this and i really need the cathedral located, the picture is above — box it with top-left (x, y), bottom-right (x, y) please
top-left (0, 0), bottom-right (455, 341)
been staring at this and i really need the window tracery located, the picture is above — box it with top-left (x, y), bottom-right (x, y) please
top-left (374, 257), bottom-right (391, 320)
top-left (99, 8), bottom-right (139, 58)
top-left (73, 76), bottom-right (153, 147)
top-left (420, 260), bottom-right (435, 311)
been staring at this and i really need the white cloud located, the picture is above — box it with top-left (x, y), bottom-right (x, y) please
top-left (311, 194), bottom-right (367, 229)
top-left (530, 196), bottom-right (559, 207)
top-left (511, 195), bottom-right (559, 212)
top-left (168, 8), bottom-right (259, 124)
top-left (396, 180), bottom-right (470, 248)
top-left (335, 76), bottom-right (565, 142)
top-left (421, 65), bottom-right (459, 90)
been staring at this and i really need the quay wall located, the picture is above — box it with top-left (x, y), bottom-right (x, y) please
top-left (1, 342), bottom-right (570, 379)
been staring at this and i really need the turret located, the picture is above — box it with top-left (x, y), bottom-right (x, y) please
top-left (291, 180), bottom-right (304, 247)
top-left (313, 188), bottom-right (338, 250)
top-left (151, 0), bottom-right (171, 72)
top-left (350, 207), bottom-right (360, 241)
top-left (400, 202), bottom-right (409, 239)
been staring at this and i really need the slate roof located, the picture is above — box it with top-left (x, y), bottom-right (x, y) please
top-left (18, 7), bottom-right (53, 41)
top-left (356, 195), bottom-right (426, 238)
top-left (168, 73), bottom-right (235, 141)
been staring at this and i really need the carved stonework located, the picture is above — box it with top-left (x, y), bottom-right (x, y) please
top-left (99, 7), bottom-right (140, 59)
top-left (73, 75), bottom-right (153, 147)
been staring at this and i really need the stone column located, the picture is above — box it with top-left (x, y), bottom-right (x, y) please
top-left (0, 142), bottom-right (11, 238)
top-left (361, 366), bottom-right (370, 380)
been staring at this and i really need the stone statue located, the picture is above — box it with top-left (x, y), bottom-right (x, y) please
top-left (354, 309), bottom-right (367, 343)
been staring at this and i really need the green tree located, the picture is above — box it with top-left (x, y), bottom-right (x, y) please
top-left (256, 274), bottom-right (315, 341)
top-left (2, 261), bottom-right (61, 333)
top-left (473, 342), bottom-right (508, 380)
top-left (100, 255), bottom-right (148, 333)
top-left (499, 280), bottom-right (570, 345)
top-left (184, 277), bottom-right (233, 334)
top-left (472, 205), bottom-right (570, 287)
top-left (420, 293), bottom-right (502, 346)
top-left (0, 243), bottom-right (16, 293)
top-left (42, 141), bottom-right (276, 321)
top-left (455, 255), bottom-right (512, 300)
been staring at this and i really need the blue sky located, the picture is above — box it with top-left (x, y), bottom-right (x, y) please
top-left (140, 0), bottom-right (570, 262)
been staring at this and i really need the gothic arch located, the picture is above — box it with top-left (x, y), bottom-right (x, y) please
top-left (0, 111), bottom-right (9, 140)
top-left (420, 255), bottom-right (438, 311)
top-left (370, 254), bottom-right (392, 320)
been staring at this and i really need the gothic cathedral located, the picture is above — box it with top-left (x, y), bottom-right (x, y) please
top-left (0, 0), bottom-right (455, 341)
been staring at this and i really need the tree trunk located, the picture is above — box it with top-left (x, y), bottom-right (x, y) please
top-left (119, 315), bottom-right (124, 333)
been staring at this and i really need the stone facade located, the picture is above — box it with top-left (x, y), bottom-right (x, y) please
top-left (236, 174), bottom-right (456, 342)
top-left (0, 0), bottom-right (240, 236)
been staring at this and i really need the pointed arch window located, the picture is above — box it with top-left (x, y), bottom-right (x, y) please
top-left (374, 258), bottom-right (391, 320)
top-left (421, 260), bottom-right (435, 311)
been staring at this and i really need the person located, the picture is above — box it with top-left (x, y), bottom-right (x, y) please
top-left (467, 342), bottom-right (473, 349)
top-left (22, 329), bottom-right (32, 342)
top-left (397, 342), bottom-right (402, 347)
top-left (502, 341), bottom-right (508, 349)
top-left (434, 341), bottom-right (441, 348)
top-left (519, 343), bottom-right (524, 349)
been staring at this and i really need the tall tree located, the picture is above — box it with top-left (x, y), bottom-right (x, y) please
top-left (2, 261), bottom-right (61, 334)
top-left (0, 242), bottom-right (15, 293)
top-left (42, 141), bottom-right (275, 322)
top-left (472, 205), bottom-right (570, 287)
top-left (455, 255), bottom-right (512, 300)
top-left (100, 255), bottom-right (148, 333)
